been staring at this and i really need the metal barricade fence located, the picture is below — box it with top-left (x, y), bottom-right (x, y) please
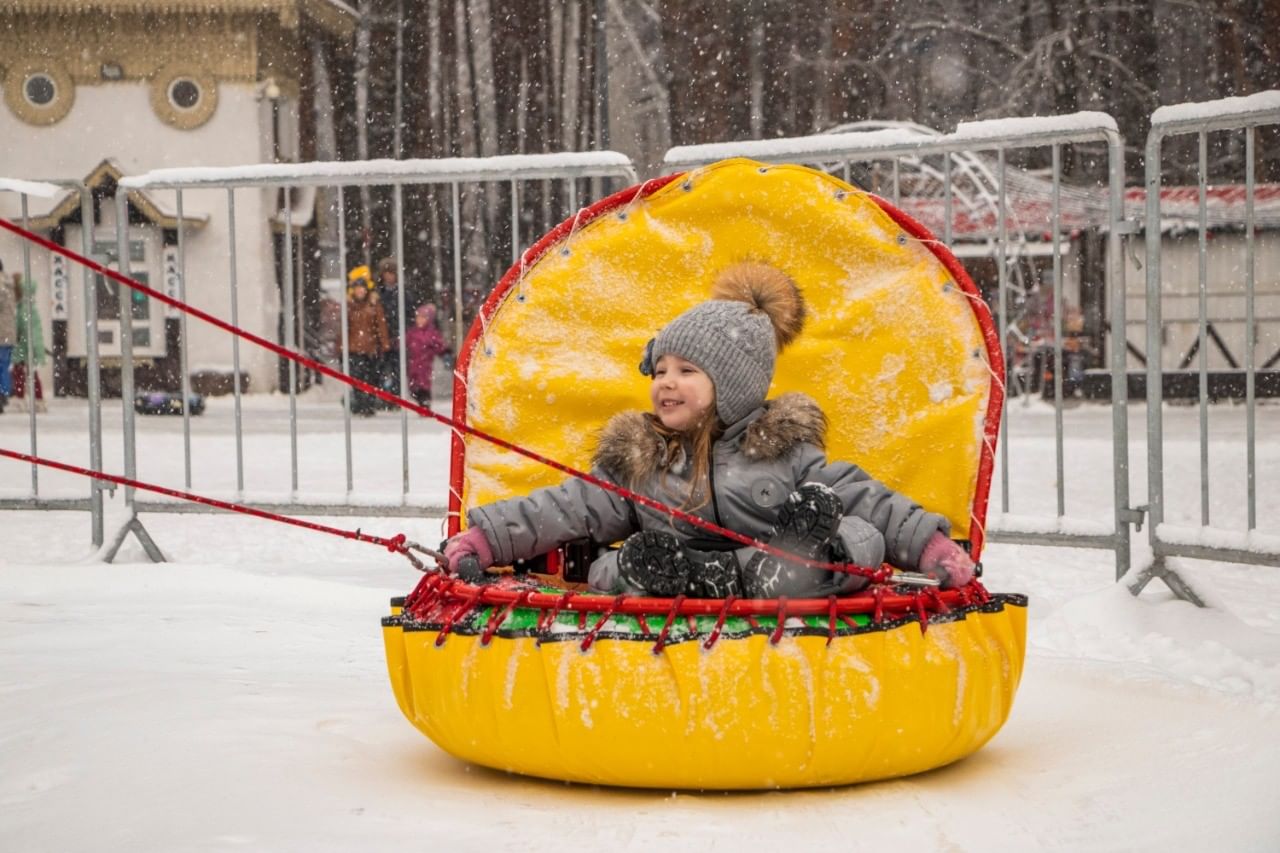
top-left (0, 178), bottom-right (107, 545)
top-left (666, 115), bottom-right (1140, 578)
top-left (1136, 91), bottom-right (1280, 597)
top-left (7, 103), bottom-right (1279, 586)
top-left (95, 154), bottom-right (636, 561)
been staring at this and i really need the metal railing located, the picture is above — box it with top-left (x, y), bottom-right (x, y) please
top-left (1136, 91), bottom-right (1280, 598)
top-left (667, 115), bottom-right (1141, 578)
top-left (0, 178), bottom-right (107, 545)
top-left (97, 153), bottom-right (637, 560)
top-left (6, 100), bottom-right (1279, 590)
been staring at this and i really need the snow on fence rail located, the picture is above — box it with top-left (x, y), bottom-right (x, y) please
top-left (664, 111), bottom-right (1120, 166)
top-left (118, 152), bottom-right (638, 190)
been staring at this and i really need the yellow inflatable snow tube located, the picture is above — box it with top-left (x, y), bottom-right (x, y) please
top-left (383, 594), bottom-right (1026, 789)
top-left (383, 158), bottom-right (1024, 789)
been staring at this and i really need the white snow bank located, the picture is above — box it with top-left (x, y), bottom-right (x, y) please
top-left (1151, 90), bottom-right (1280, 128)
top-left (121, 152), bottom-right (637, 189)
top-left (2, 518), bottom-right (1280, 851)
top-left (0, 177), bottom-right (61, 198)
top-left (1033, 575), bottom-right (1280, 701)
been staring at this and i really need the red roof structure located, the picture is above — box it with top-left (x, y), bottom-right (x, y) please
top-left (893, 184), bottom-right (1280, 240)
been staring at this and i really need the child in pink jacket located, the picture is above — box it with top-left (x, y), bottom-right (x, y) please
top-left (405, 304), bottom-right (448, 408)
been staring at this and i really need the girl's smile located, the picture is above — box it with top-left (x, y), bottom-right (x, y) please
top-left (650, 354), bottom-right (714, 431)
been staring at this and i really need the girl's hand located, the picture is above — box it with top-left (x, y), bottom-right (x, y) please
top-left (443, 527), bottom-right (495, 576)
top-left (917, 532), bottom-right (975, 588)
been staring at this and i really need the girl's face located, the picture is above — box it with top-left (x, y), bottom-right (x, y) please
top-left (414, 313), bottom-right (428, 328)
top-left (650, 354), bottom-right (714, 432)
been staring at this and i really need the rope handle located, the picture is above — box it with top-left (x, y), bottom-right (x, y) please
top-left (0, 446), bottom-right (433, 574)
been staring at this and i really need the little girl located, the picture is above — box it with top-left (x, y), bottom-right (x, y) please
top-left (444, 262), bottom-right (974, 597)
top-left (405, 303), bottom-right (448, 409)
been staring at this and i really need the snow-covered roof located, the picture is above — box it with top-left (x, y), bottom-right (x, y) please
top-left (1129, 185), bottom-right (1280, 233)
top-left (3, 0), bottom-right (358, 37)
top-left (16, 160), bottom-right (209, 231)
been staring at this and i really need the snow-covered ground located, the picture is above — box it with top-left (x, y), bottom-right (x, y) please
top-left (2, 394), bottom-right (1279, 851)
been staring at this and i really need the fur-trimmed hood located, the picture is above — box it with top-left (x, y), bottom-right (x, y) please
top-left (592, 392), bottom-right (826, 484)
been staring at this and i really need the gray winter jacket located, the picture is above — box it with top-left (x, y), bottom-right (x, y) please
top-left (0, 281), bottom-right (15, 346)
top-left (466, 393), bottom-right (950, 595)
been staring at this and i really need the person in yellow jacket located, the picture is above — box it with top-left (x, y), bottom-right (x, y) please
top-left (345, 266), bottom-right (390, 416)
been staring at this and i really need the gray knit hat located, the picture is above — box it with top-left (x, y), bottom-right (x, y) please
top-left (639, 263), bottom-right (806, 425)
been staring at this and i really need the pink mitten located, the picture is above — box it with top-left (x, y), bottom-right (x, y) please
top-left (917, 532), bottom-right (975, 589)
top-left (443, 527), bottom-right (495, 575)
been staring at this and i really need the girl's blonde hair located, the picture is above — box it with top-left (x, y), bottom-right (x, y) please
top-left (645, 408), bottom-right (722, 513)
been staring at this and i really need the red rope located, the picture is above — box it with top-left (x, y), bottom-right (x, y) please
top-left (702, 595), bottom-right (737, 650)
top-left (872, 585), bottom-right (887, 625)
top-left (652, 595), bottom-right (685, 654)
top-left (533, 591), bottom-right (574, 644)
top-left (913, 592), bottom-right (931, 635)
top-left (0, 446), bottom-right (421, 563)
top-left (401, 572), bottom-right (982, 623)
top-left (434, 587), bottom-right (483, 647)
top-left (0, 216), bottom-right (890, 583)
top-left (480, 590), bottom-right (529, 646)
top-left (580, 595), bottom-right (624, 652)
top-left (404, 577), bottom-right (992, 648)
top-left (769, 597), bottom-right (789, 645)
top-left (826, 595), bottom-right (839, 647)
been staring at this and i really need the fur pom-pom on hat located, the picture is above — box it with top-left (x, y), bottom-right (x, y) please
top-left (640, 262), bottom-right (809, 425)
top-left (709, 262), bottom-right (806, 349)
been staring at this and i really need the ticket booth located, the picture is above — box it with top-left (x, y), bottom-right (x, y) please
top-left (62, 220), bottom-right (167, 359)
top-left (36, 161), bottom-right (206, 395)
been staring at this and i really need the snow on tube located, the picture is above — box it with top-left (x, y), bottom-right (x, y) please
top-left (382, 158), bottom-right (1027, 789)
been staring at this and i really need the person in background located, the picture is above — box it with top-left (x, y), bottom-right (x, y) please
top-left (345, 266), bottom-right (390, 417)
top-left (404, 303), bottom-right (449, 409)
top-left (11, 273), bottom-right (46, 413)
top-left (377, 257), bottom-right (416, 404)
top-left (0, 261), bottom-right (15, 414)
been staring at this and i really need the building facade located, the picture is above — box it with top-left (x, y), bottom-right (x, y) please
top-left (0, 0), bottom-right (354, 396)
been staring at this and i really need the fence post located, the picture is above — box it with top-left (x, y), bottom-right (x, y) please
top-left (78, 186), bottom-right (105, 546)
top-left (102, 187), bottom-right (165, 563)
top-left (1104, 129), bottom-right (1136, 580)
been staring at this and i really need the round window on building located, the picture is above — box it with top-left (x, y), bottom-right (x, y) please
top-left (168, 78), bottom-right (202, 111)
top-left (23, 73), bottom-right (57, 106)
top-left (150, 66), bottom-right (217, 129)
top-left (4, 63), bottom-right (74, 125)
